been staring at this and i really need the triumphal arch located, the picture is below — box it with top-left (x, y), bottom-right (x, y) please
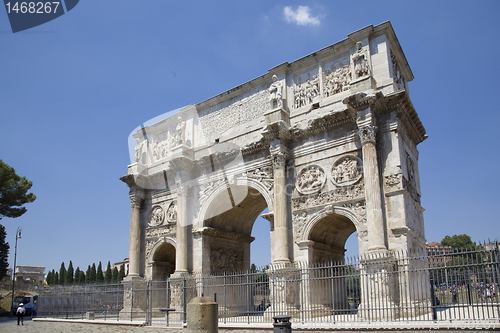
top-left (120, 22), bottom-right (428, 317)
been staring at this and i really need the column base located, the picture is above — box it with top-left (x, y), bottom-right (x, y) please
top-left (119, 276), bottom-right (147, 321)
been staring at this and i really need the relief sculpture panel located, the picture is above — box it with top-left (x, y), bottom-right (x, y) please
top-left (331, 155), bottom-right (363, 186)
top-left (294, 69), bottom-right (320, 108)
top-left (323, 56), bottom-right (351, 97)
top-left (296, 165), bottom-right (326, 195)
top-left (210, 245), bottom-right (244, 273)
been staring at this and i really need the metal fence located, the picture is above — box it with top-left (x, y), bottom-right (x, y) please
top-left (37, 244), bottom-right (500, 328)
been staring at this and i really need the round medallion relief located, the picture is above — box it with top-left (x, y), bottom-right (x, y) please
top-left (149, 205), bottom-right (165, 227)
top-left (296, 165), bottom-right (326, 195)
top-left (331, 155), bottom-right (363, 186)
top-left (166, 201), bottom-right (177, 223)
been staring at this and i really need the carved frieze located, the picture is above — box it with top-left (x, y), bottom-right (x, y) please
top-left (331, 155), bottom-right (363, 186)
top-left (323, 57), bottom-right (351, 97)
top-left (391, 50), bottom-right (406, 91)
top-left (210, 245), bottom-right (244, 273)
top-left (198, 83), bottom-right (268, 138)
top-left (149, 205), bottom-right (165, 227)
top-left (166, 201), bottom-right (177, 223)
top-left (243, 167), bottom-right (274, 191)
top-left (294, 71), bottom-right (320, 108)
top-left (384, 173), bottom-right (402, 190)
top-left (146, 224), bottom-right (175, 239)
top-left (292, 182), bottom-right (365, 211)
top-left (342, 200), bottom-right (367, 219)
top-left (296, 165), bottom-right (326, 194)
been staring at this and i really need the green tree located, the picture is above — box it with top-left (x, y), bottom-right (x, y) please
top-left (0, 224), bottom-right (9, 281)
top-left (118, 264), bottom-right (125, 281)
top-left (0, 160), bottom-right (36, 220)
top-left (59, 262), bottom-right (67, 285)
top-left (112, 267), bottom-right (119, 282)
top-left (78, 269), bottom-right (85, 284)
top-left (66, 261), bottom-right (74, 284)
top-left (441, 234), bottom-right (476, 250)
top-left (46, 270), bottom-right (52, 285)
top-left (74, 267), bottom-right (81, 284)
top-left (90, 263), bottom-right (97, 283)
top-left (54, 271), bottom-right (59, 285)
top-left (104, 261), bottom-right (112, 283)
top-left (96, 262), bottom-right (104, 283)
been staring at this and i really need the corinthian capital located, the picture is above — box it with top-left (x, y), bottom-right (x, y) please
top-left (358, 125), bottom-right (376, 146)
top-left (175, 179), bottom-right (190, 196)
top-left (270, 144), bottom-right (289, 170)
top-left (130, 190), bottom-right (144, 208)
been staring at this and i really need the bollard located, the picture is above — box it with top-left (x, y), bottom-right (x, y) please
top-left (187, 296), bottom-right (218, 333)
top-left (273, 315), bottom-right (292, 333)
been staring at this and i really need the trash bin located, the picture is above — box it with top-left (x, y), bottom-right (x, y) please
top-left (273, 315), bottom-right (291, 333)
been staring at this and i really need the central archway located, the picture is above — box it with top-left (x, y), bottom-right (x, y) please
top-left (201, 182), bottom-right (272, 274)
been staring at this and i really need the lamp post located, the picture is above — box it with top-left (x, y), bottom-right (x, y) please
top-left (10, 227), bottom-right (22, 312)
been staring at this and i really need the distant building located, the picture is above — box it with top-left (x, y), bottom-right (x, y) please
top-left (426, 242), bottom-right (453, 267)
top-left (15, 266), bottom-right (45, 283)
top-left (113, 258), bottom-right (129, 274)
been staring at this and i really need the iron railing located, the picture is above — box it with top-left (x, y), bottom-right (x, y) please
top-left (37, 243), bottom-right (500, 328)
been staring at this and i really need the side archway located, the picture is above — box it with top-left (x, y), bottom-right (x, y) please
top-left (148, 238), bottom-right (176, 280)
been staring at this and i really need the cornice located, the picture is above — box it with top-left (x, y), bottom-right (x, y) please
top-left (193, 227), bottom-right (255, 243)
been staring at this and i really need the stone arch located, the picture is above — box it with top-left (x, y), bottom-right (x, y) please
top-left (303, 205), bottom-right (363, 242)
top-left (197, 177), bottom-right (273, 274)
top-left (149, 238), bottom-right (176, 280)
top-left (196, 177), bottom-right (274, 228)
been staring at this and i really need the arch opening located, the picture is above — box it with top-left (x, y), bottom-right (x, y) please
top-left (203, 184), bottom-right (270, 275)
top-left (152, 242), bottom-right (176, 280)
top-left (307, 213), bottom-right (359, 312)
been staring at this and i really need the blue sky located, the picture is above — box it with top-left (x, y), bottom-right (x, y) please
top-left (1, 1), bottom-right (499, 273)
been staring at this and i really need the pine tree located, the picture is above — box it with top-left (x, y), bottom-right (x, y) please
top-left (59, 262), bottom-right (66, 285)
top-left (96, 261), bottom-right (104, 283)
top-left (118, 264), bottom-right (125, 281)
top-left (90, 263), bottom-right (97, 283)
top-left (104, 261), bottom-right (112, 283)
top-left (112, 267), bottom-right (119, 282)
top-left (66, 261), bottom-right (74, 284)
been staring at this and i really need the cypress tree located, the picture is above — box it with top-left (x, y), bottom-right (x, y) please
top-left (90, 263), bottom-right (97, 283)
top-left (66, 261), bottom-right (74, 284)
top-left (46, 271), bottom-right (52, 285)
top-left (55, 271), bottom-right (59, 285)
top-left (59, 262), bottom-right (66, 285)
top-left (118, 264), bottom-right (125, 281)
top-left (112, 267), bottom-right (119, 282)
top-left (104, 261), bottom-right (112, 283)
top-left (78, 270), bottom-right (85, 284)
top-left (74, 267), bottom-right (81, 284)
top-left (85, 265), bottom-right (91, 284)
top-left (96, 261), bottom-right (104, 283)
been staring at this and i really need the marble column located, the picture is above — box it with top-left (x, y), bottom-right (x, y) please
top-left (358, 124), bottom-right (386, 252)
top-left (128, 190), bottom-right (144, 277)
top-left (174, 180), bottom-right (188, 274)
top-left (270, 143), bottom-right (290, 263)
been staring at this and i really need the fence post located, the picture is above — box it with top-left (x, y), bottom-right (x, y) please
top-left (183, 276), bottom-right (187, 325)
top-left (429, 278), bottom-right (437, 321)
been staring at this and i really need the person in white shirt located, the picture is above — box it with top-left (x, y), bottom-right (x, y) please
top-left (16, 302), bottom-right (26, 325)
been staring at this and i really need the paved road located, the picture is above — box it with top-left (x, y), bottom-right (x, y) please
top-left (0, 317), bottom-right (495, 332)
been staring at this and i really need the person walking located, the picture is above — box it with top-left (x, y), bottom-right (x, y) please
top-left (16, 302), bottom-right (26, 325)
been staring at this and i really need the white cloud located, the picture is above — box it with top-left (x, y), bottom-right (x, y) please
top-left (283, 6), bottom-right (320, 26)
